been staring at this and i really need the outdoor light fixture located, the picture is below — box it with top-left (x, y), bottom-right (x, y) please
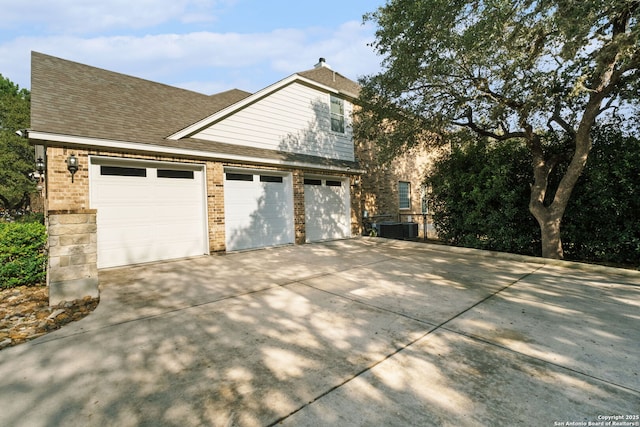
top-left (36, 157), bottom-right (45, 174)
top-left (66, 154), bottom-right (79, 183)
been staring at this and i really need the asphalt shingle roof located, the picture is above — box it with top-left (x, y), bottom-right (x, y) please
top-left (30, 52), bottom-right (360, 170)
top-left (297, 66), bottom-right (361, 98)
top-left (31, 52), bottom-right (252, 145)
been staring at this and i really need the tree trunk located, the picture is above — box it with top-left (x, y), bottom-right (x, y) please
top-left (531, 205), bottom-right (564, 259)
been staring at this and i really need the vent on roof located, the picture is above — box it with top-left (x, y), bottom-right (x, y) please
top-left (314, 57), bottom-right (331, 69)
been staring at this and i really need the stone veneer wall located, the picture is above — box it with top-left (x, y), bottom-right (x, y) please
top-left (47, 209), bottom-right (99, 305)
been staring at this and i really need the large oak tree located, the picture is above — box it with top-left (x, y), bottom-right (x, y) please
top-left (0, 74), bottom-right (32, 212)
top-left (357, 0), bottom-right (639, 258)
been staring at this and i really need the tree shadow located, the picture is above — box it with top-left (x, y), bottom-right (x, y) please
top-left (224, 173), bottom-right (295, 252)
top-left (0, 240), bottom-right (637, 426)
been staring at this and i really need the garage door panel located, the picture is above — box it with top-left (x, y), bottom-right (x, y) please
top-left (90, 160), bottom-right (207, 268)
top-left (305, 178), bottom-right (350, 242)
top-left (224, 172), bottom-right (294, 251)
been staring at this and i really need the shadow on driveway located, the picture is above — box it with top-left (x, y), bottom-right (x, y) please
top-left (0, 238), bottom-right (638, 426)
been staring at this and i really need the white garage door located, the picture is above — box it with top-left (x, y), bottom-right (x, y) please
top-left (224, 169), bottom-right (294, 251)
top-left (90, 158), bottom-right (208, 268)
top-left (304, 177), bottom-right (350, 242)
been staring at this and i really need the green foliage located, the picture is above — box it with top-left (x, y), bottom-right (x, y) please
top-left (562, 125), bottom-right (640, 264)
top-left (428, 127), bottom-right (640, 265)
top-left (359, 0), bottom-right (639, 148)
top-left (428, 135), bottom-right (540, 255)
top-left (0, 74), bottom-right (33, 211)
top-left (0, 222), bottom-right (47, 288)
top-left (14, 212), bottom-right (45, 224)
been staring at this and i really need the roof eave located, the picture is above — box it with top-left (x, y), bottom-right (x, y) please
top-left (28, 131), bottom-right (364, 174)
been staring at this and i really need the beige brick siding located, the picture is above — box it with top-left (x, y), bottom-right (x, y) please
top-left (206, 162), bottom-right (226, 252)
top-left (292, 169), bottom-right (306, 244)
top-left (46, 147), bottom-right (90, 211)
top-left (355, 139), bottom-right (441, 239)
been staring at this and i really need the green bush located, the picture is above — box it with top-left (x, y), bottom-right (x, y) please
top-left (562, 125), bottom-right (640, 264)
top-left (0, 222), bottom-right (47, 288)
top-left (428, 138), bottom-right (540, 256)
top-left (428, 126), bottom-right (640, 266)
top-left (15, 212), bottom-right (45, 224)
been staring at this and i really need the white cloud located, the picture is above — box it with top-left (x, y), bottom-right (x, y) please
top-left (0, 18), bottom-right (381, 94)
top-left (0, 0), bottom-right (231, 34)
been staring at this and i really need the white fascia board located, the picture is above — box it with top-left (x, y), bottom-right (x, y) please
top-left (28, 131), bottom-right (364, 174)
top-left (167, 74), bottom-right (341, 140)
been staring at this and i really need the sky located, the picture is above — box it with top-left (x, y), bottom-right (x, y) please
top-left (0, 0), bottom-right (386, 95)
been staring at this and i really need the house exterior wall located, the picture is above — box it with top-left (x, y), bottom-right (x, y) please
top-left (292, 169), bottom-right (306, 244)
top-left (44, 145), bottom-right (360, 256)
top-left (206, 161), bottom-right (226, 252)
top-left (193, 82), bottom-right (355, 162)
top-left (45, 147), bottom-right (228, 253)
top-left (46, 147), bottom-right (90, 211)
top-left (356, 139), bottom-right (441, 239)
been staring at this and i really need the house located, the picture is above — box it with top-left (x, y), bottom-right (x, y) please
top-left (28, 52), bottom-right (433, 305)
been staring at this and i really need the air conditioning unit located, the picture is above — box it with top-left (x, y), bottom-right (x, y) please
top-left (378, 222), bottom-right (403, 239)
top-left (402, 222), bottom-right (418, 239)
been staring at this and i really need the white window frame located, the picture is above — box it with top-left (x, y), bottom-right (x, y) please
top-left (330, 95), bottom-right (345, 133)
top-left (399, 181), bottom-right (411, 210)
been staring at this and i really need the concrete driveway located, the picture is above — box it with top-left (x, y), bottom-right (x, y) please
top-left (0, 238), bottom-right (638, 427)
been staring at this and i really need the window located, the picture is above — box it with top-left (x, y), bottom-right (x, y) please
top-left (260, 175), bottom-right (283, 183)
top-left (304, 178), bottom-right (322, 186)
top-left (326, 180), bottom-right (342, 187)
top-left (157, 169), bottom-right (194, 179)
top-left (330, 95), bottom-right (345, 133)
top-left (100, 166), bottom-right (146, 177)
top-left (226, 173), bottom-right (254, 181)
top-left (399, 181), bottom-right (411, 210)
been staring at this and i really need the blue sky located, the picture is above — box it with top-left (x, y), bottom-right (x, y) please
top-left (0, 0), bottom-right (386, 94)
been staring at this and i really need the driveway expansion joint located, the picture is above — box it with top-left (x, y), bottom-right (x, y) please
top-left (271, 265), bottom-right (547, 425)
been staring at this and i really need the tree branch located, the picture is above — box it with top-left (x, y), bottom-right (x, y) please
top-left (452, 107), bottom-right (526, 140)
top-left (548, 101), bottom-right (577, 138)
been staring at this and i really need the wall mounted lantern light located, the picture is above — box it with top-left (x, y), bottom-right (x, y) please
top-left (66, 154), bottom-right (79, 183)
top-left (35, 157), bottom-right (45, 174)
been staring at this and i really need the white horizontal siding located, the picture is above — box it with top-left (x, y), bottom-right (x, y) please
top-left (194, 82), bottom-right (354, 162)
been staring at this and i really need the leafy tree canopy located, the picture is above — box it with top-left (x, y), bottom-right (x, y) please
top-left (358, 0), bottom-right (639, 258)
top-left (360, 0), bottom-right (639, 146)
top-left (0, 74), bottom-right (32, 211)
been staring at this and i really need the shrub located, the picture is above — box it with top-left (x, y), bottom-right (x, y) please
top-left (0, 222), bottom-right (47, 288)
top-left (428, 138), bottom-right (540, 256)
top-left (427, 126), bottom-right (640, 266)
top-left (15, 212), bottom-right (45, 224)
top-left (562, 125), bottom-right (640, 265)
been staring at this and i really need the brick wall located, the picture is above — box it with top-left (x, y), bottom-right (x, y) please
top-left (46, 147), bottom-right (90, 211)
top-left (43, 146), bottom-right (362, 265)
top-left (355, 138), bottom-right (442, 239)
top-left (292, 169), bottom-right (306, 244)
top-left (350, 175), bottom-right (363, 236)
top-left (206, 162), bottom-right (226, 252)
